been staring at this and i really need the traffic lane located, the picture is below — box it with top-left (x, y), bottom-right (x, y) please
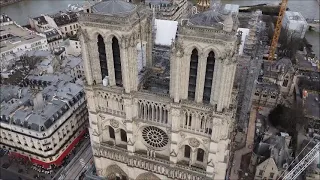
top-left (65, 151), bottom-right (92, 180)
top-left (56, 139), bottom-right (91, 180)
top-left (1, 167), bottom-right (33, 180)
top-left (64, 148), bottom-right (92, 180)
top-left (74, 157), bottom-right (93, 180)
top-left (68, 149), bottom-right (92, 180)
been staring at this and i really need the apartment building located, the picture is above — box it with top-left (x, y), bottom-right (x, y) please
top-left (0, 79), bottom-right (88, 169)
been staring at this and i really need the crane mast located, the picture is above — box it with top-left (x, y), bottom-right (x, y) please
top-left (281, 142), bottom-right (320, 180)
top-left (268, 0), bottom-right (288, 61)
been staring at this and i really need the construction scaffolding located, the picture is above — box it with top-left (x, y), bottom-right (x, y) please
top-left (235, 10), bottom-right (266, 131)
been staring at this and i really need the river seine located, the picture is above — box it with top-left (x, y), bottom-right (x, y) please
top-left (1, 0), bottom-right (319, 57)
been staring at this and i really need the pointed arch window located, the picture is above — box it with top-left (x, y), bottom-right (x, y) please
top-left (120, 129), bottom-right (127, 142)
top-left (109, 126), bottom-right (115, 139)
top-left (188, 49), bottom-right (199, 100)
top-left (197, 148), bottom-right (205, 162)
top-left (203, 51), bottom-right (215, 103)
top-left (184, 145), bottom-right (191, 158)
top-left (112, 37), bottom-right (123, 87)
top-left (97, 34), bottom-right (108, 80)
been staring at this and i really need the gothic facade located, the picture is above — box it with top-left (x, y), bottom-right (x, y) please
top-left (79, 0), bottom-right (240, 179)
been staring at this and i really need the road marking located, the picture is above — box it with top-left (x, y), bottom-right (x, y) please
top-left (79, 158), bottom-right (85, 167)
top-left (58, 175), bottom-right (65, 180)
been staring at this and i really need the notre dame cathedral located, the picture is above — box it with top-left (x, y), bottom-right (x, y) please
top-left (79, 0), bottom-right (240, 179)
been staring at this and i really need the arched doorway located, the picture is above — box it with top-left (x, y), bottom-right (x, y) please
top-left (105, 164), bottom-right (127, 180)
top-left (136, 172), bottom-right (161, 180)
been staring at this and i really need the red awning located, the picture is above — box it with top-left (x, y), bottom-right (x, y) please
top-left (9, 128), bottom-right (87, 169)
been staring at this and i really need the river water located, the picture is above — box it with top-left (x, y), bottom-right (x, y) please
top-left (1, 0), bottom-right (319, 57)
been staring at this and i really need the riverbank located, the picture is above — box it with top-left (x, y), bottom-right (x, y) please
top-left (0, 0), bottom-right (23, 7)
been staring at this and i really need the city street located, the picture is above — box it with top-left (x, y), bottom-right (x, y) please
top-left (62, 143), bottom-right (93, 180)
top-left (56, 138), bottom-right (93, 180)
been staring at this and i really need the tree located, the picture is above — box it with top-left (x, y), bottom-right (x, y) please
top-left (268, 103), bottom-right (307, 134)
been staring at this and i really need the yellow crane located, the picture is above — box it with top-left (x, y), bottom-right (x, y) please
top-left (268, 0), bottom-right (289, 61)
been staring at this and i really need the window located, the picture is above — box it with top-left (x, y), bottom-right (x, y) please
top-left (112, 37), bottom-right (122, 87)
top-left (65, 27), bottom-right (67, 31)
top-left (188, 49), bottom-right (198, 100)
top-left (184, 145), bottom-right (191, 158)
top-left (109, 126), bottom-right (115, 139)
top-left (283, 79), bottom-right (289, 87)
top-left (203, 51), bottom-right (215, 103)
top-left (259, 170), bottom-right (263, 176)
top-left (196, 148), bottom-right (205, 162)
top-left (97, 34), bottom-right (108, 79)
top-left (70, 25), bottom-right (72, 30)
top-left (270, 173), bottom-right (274, 178)
top-left (120, 129), bottom-right (127, 142)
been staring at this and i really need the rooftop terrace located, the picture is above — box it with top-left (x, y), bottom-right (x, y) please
top-left (0, 22), bottom-right (46, 53)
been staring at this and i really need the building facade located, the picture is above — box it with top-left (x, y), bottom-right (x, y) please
top-left (45, 29), bottom-right (63, 51)
top-left (0, 80), bottom-right (88, 168)
top-left (50, 11), bottom-right (79, 38)
top-left (80, 0), bottom-right (239, 179)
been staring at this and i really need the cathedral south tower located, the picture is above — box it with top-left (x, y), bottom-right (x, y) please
top-left (79, 0), bottom-right (240, 179)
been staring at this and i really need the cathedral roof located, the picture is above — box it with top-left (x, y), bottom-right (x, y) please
top-left (92, 0), bottom-right (136, 16)
top-left (189, 5), bottom-right (229, 27)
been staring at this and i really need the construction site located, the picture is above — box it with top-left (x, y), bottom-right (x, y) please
top-left (226, 0), bottom-right (320, 179)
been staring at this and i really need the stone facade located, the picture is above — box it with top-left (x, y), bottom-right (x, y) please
top-left (79, 1), bottom-right (240, 179)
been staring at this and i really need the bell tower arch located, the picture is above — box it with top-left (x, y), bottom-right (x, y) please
top-left (79, 1), bottom-right (152, 93)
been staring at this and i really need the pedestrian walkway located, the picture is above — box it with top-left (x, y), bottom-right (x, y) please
top-left (230, 107), bottom-right (257, 180)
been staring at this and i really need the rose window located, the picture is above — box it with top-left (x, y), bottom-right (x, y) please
top-left (142, 126), bottom-right (168, 148)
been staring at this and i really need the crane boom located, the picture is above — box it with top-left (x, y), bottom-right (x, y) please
top-left (281, 142), bottom-right (320, 180)
top-left (268, 0), bottom-right (288, 61)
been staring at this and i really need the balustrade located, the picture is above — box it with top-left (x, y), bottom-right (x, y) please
top-left (93, 145), bottom-right (209, 180)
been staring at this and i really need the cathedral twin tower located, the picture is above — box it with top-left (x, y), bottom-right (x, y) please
top-left (80, 0), bottom-right (240, 179)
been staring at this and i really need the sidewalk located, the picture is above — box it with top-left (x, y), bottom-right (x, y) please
top-left (0, 137), bottom-right (89, 180)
